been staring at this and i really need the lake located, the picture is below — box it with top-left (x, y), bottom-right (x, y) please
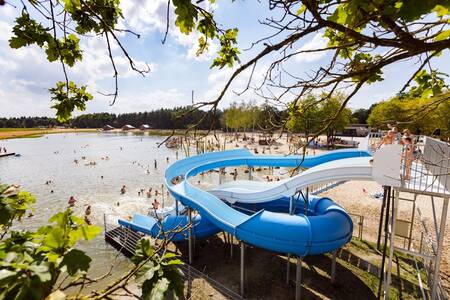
top-left (0, 131), bottom-right (302, 287)
top-left (0, 132), bottom-right (194, 280)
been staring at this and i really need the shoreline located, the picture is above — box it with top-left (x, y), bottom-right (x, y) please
top-left (0, 128), bottom-right (98, 140)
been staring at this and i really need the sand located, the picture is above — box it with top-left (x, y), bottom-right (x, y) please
top-left (0, 128), bottom-right (97, 139)
top-left (319, 181), bottom-right (450, 294)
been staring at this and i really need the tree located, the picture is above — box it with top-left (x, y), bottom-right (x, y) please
top-left (351, 108), bottom-right (370, 124)
top-left (287, 93), bottom-right (352, 140)
top-left (367, 92), bottom-right (450, 138)
top-left (3, 0), bottom-right (450, 136)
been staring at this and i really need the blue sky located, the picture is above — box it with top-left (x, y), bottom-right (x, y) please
top-left (0, 0), bottom-right (449, 117)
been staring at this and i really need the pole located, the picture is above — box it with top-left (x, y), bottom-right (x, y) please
top-left (377, 186), bottom-right (391, 299)
top-left (331, 250), bottom-right (337, 284)
top-left (295, 257), bottom-right (302, 300)
top-left (248, 166), bottom-right (252, 180)
top-left (286, 254), bottom-right (291, 285)
top-left (230, 234), bottom-right (234, 259)
top-left (408, 194), bottom-right (416, 250)
top-left (240, 242), bottom-right (245, 296)
top-left (188, 207), bottom-right (193, 264)
top-left (431, 197), bottom-right (448, 300)
top-left (377, 186), bottom-right (388, 250)
top-left (175, 199), bottom-right (179, 215)
top-left (384, 189), bottom-right (399, 298)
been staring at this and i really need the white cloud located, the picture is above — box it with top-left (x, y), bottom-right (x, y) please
top-left (0, 19), bottom-right (157, 117)
top-left (120, 0), bottom-right (218, 62)
top-left (83, 87), bottom-right (188, 114)
top-left (120, 0), bottom-right (168, 34)
top-left (294, 33), bottom-right (327, 63)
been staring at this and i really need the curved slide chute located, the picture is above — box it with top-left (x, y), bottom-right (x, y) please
top-left (119, 148), bottom-right (371, 256)
top-left (209, 156), bottom-right (372, 203)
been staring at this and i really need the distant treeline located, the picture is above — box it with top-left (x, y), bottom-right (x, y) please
top-left (0, 106), bottom-right (223, 130)
top-left (0, 104), bottom-right (366, 130)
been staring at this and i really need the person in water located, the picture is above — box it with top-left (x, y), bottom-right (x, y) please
top-left (84, 205), bottom-right (92, 225)
top-left (152, 199), bottom-right (160, 210)
top-left (68, 196), bottom-right (76, 207)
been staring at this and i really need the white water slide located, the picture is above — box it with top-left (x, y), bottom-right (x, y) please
top-left (208, 157), bottom-right (373, 203)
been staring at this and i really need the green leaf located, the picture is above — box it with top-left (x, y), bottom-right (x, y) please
top-left (433, 4), bottom-right (450, 18)
top-left (136, 261), bottom-right (160, 285)
top-left (296, 4), bottom-right (306, 15)
top-left (148, 278), bottom-right (169, 300)
top-left (29, 263), bottom-right (52, 282)
top-left (173, 0), bottom-right (198, 34)
top-left (434, 29), bottom-right (450, 41)
top-left (43, 227), bottom-right (65, 250)
top-left (79, 225), bottom-right (101, 240)
top-left (60, 249), bottom-right (91, 276)
top-left (0, 269), bottom-right (16, 286)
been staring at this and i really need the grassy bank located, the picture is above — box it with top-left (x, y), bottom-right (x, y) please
top-left (0, 128), bottom-right (98, 140)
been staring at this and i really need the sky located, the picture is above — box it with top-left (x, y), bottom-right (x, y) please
top-left (0, 0), bottom-right (449, 118)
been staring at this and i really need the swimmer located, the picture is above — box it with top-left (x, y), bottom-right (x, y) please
top-left (84, 205), bottom-right (92, 225)
top-left (68, 196), bottom-right (76, 207)
top-left (152, 199), bottom-right (160, 210)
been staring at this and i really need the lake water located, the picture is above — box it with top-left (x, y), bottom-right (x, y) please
top-left (0, 132), bottom-right (192, 281)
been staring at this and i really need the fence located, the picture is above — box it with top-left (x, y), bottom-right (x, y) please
top-left (103, 218), bottom-right (244, 300)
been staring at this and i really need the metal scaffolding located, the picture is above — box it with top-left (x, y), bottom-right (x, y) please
top-left (378, 136), bottom-right (450, 300)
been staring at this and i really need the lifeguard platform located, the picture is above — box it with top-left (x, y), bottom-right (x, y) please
top-left (368, 134), bottom-right (449, 300)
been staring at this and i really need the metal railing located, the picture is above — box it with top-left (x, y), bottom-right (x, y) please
top-left (348, 213), bottom-right (364, 240)
top-left (103, 217), bottom-right (244, 300)
top-left (400, 136), bottom-right (450, 196)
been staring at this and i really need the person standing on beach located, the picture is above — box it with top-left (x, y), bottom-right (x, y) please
top-left (233, 168), bottom-right (238, 181)
top-left (120, 185), bottom-right (126, 194)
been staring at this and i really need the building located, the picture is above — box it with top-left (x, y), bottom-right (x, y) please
top-left (337, 124), bottom-right (369, 137)
top-left (139, 124), bottom-right (151, 130)
top-left (121, 125), bottom-right (135, 131)
top-left (102, 125), bottom-right (115, 131)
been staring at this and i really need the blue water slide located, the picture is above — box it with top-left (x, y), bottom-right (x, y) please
top-left (119, 148), bottom-right (371, 256)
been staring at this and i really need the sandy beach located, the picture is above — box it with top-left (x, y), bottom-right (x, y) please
top-left (0, 128), bottom-right (98, 139)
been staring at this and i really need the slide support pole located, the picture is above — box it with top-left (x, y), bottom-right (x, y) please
top-left (384, 189), bottom-right (399, 298)
top-left (188, 207), bottom-right (193, 264)
top-left (230, 234), bottom-right (234, 259)
top-left (377, 186), bottom-right (388, 250)
top-left (286, 254), bottom-right (291, 285)
top-left (295, 257), bottom-right (302, 300)
top-left (331, 250), bottom-right (337, 284)
top-left (240, 242), bottom-right (245, 296)
top-left (175, 199), bottom-right (179, 215)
